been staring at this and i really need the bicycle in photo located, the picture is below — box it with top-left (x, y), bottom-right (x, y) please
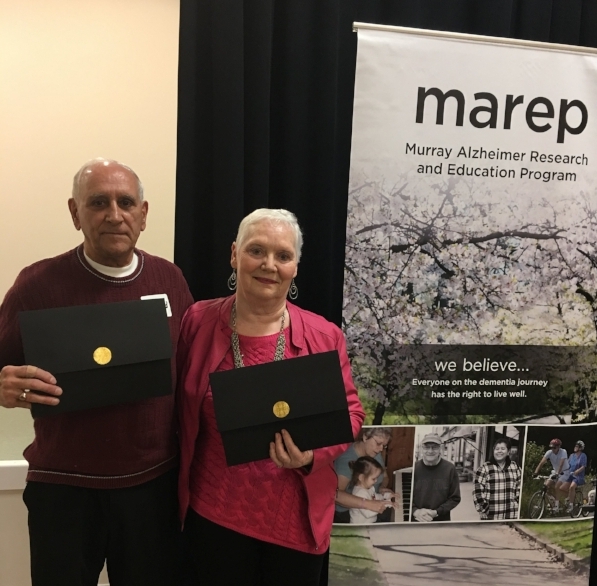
top-left (568, 484), bottom-right (586, 518)
top-left (581, 478), bottom-right (596, 517)
top-left (527, 475), bottom-right (561, 519)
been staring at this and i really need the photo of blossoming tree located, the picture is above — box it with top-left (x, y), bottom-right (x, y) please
top-left (343, 170), bottom-right (597, 424)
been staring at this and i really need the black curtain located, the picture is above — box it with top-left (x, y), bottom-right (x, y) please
top-left (175, 1), bottom-right (359, 322)
top-left (175, 0), bottom-right (597, 580)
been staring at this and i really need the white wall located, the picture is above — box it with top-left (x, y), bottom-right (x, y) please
top-left (0, 0), bottom-right (180, 458)
top-left (0, 1), bottom-right (180, 583)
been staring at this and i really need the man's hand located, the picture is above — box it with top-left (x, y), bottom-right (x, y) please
top-left (269, 429), bottom-right (313, 469)
top-left (413, 508), bottom-right (436, 522)
top-left (0, 365), bottom-right (62, 409)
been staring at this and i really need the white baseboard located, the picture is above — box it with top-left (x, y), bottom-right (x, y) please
top-left (0, 459), bottom-right (28, 490)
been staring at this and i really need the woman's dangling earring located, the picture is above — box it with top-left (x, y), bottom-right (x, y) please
top-left (288, 279), bottom-right (298, 300)
top-left (227, 270), bottom-right (237, 291)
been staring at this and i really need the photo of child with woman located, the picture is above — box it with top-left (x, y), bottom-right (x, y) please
top-left (333, 427), bottom-right (415, 524)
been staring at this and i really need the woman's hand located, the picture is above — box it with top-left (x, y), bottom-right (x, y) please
top-left (269, 429), bottom-right (314, 469)
top-left (364, 499), bottom-right (392, 514)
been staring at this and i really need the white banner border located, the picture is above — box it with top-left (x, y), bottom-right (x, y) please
top-left (353, 22), bottom-right (597, 57)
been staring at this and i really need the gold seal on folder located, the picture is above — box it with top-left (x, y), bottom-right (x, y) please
top-left (273, 401), bottom-right (290, 418)
top-left (93, 347), bottom-right (112, 365)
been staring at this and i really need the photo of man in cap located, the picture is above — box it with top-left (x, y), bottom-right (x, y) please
top-left (412, 432), bottom-right (461, 522)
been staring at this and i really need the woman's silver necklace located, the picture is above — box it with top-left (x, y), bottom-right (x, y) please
top-left (230, 302), bottom-right (286, 368)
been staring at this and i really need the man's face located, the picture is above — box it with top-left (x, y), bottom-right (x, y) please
top-left (421, 442), bottom-right (442, 466)
top-left (68, 163), bottom-right (148, 267)
top-left (550, 445), bottom-right (560, 454)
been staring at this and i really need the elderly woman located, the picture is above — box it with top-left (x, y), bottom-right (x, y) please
top-left (177, 209), bottom-right (364, 585)
top-left (557, 440), bottom-right (587, 513)
top-left (334, 427), bottom-right (395, 522)
top-left (473, 437), bottom-right (521, 520)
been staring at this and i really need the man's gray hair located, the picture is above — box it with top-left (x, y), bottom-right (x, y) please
top-left (72, 157), bottom-right (144, 201)
top-left (235, 208), bottom-right (303, 262)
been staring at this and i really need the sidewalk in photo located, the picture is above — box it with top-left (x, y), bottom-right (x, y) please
top-left (450, 479), bottom-right (479, 522)
top-left (364, 522), bottom-right (589, 586)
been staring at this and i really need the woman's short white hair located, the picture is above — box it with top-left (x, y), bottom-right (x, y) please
top-left (362, 427), bottom-right (392, 441)
top-left (72, 157), bottom-right (144, 201)
top-left (235, 208), bottom-right (303, 262)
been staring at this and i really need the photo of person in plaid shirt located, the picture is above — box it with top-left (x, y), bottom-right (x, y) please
top-left (472, 437), bottom-right (521, 520)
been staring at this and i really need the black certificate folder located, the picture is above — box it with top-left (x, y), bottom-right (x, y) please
top-left (19, 299), bottom-right (172, 417)
top-left (209, 350), bottom-right (354, 466)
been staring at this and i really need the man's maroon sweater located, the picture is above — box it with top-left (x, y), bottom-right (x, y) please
top-left (0, 247), bottom-right (193, 488)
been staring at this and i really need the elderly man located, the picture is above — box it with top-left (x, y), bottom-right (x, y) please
top-left (533, 438), bottom-right (569, 513)
top-left (412, 433), bottom-right (461, 522)
top-left (0, 158), bottom-right (193, 586)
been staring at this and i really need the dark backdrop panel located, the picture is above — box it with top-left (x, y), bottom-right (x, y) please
top-left (176, 0), bottom-right (358, 320)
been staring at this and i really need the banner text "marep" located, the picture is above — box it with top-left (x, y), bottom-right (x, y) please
top-left (415, 87), bottom-right (587, 144)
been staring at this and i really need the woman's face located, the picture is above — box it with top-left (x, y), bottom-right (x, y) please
top-left (362, 434), bottom-right (389, 458)
top-left (231, 220), bottom-right (298, 305)
top-left (493, 442), bottom-right (509, 464)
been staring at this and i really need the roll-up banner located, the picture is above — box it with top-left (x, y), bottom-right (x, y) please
top-left (335, 24), bottom-right (596, 585)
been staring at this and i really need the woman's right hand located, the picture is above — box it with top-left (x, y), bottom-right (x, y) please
top-left (364, 499), bottom-right (391, 514)
top-left (269, 430), bottom-right (313, 469)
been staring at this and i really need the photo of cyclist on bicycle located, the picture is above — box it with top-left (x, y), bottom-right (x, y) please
top-left (533, 439), bottom-right (569, 513)
top-left (556, 440), bottom-right (587, 513)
